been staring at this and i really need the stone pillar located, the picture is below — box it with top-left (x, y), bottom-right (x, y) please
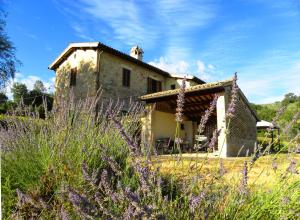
top-left (141, 103), bottom-right (155, 148)
top-left (216, 92), bottom-right (228, 158)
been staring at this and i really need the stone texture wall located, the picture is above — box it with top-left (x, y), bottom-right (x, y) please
top-left (54, 48), bottom-right (201, 109)
top-left (54, 49), bottom-right (98, 106)
top-left (216, 88), bottom-right (257, 157)
top-left (98, 52), bottom-right (167, 103)
top-left (226, 91), bottom-right (257, 156)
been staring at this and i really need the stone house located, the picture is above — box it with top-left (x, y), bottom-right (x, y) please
top-left (49, 41), bottom-right (258, 157)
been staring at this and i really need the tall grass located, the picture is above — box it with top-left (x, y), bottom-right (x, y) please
top-left (1, 87), bottom-right (300, 219)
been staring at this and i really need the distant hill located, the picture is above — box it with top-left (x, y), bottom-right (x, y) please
top-left (251, 93), bottom-right (300, 140)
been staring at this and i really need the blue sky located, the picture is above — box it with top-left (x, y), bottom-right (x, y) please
top-left (2, 0), bottom-right (300, 104)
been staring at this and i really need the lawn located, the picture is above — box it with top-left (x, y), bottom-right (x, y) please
top-left (152, 153), bottom-right (300, 188)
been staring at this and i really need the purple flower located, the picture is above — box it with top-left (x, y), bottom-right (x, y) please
top-left (175, 137), bottom-right (183, 145)
top-left (107, 109), bottom-right (139, 155)
top-left (101, 155), bottom-right (122, 176)
top-left (123, 205), bottom-right (135, 220)
top-left (239, 161), bottom-right (248, 195)
top-left (208, 129), bottom-right (221, 151)
top-left (60, 206), bottom-right (70, 220)
top-left (16, 189), bottom-right (37, 208)
top-left (283, 112), bottom-right (299, 135)
top-left (286, 160), bottom-right (299, 174)
top-left (219, 158), bottom-right (226, 176)
top-left (189, 192), bottom-right (205, 213)
top-left (226, 73), bottom-right (239, 119)
top-left (198, 94), bottom-right (219, 134)
top-left (67, 187), bottom-right (97, 218)
top-left (272, 159), bottom-right (278, 172)
top-left (175, 77), bottom-right (186, 123)
top-left (272, 106), bottom-right (286, 125)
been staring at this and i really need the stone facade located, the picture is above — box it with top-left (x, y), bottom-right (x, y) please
top-left (52, 45), bottom-right (201, 107)
top-left (99, 51), bottom-right (166, 101)
top-left (50, 42), bottom-right (257, 158)
top-left (54, 49), bottom-right (98, 105)
top-left (216, 87), bottom-right (257, 157)
top-left (226, 91), bottom-right (257, 156)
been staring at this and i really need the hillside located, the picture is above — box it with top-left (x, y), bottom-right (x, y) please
top-left (251, 93), bottom-right (300, 140)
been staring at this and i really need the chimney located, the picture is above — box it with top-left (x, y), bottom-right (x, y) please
top-left (130, 45), bottom-right (144, 61)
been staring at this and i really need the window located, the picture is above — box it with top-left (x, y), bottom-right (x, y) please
top-left (180, 124), bottom-right (185, 130)
top-left (122, 68), bottom-right (131, 87)
top-left (70, 67), bottom-right (77, 87)
top-left (147, 77), bottom-right (162, 93)
top-left (171, 84), bottom-right (176, 90)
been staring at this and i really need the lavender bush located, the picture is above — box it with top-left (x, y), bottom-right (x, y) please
top-left (1, 76), bottom-right (300, 219)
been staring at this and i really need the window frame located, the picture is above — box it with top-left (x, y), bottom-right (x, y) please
top-left (147, 77), bottom-right (162, 93)
top-left (122, 68), bottom-right (131, 87)
top-left (70, 67), bottom-right (77, 87)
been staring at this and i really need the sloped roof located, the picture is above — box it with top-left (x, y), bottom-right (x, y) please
top-left (48, 42), bottom-right (204, 84)
top-left (140, 79), bottom-right (259, 121)
top-left (257, 120), bottom-right (279, 129)
top-left (169, 73), bottom-right (205, 84)
top-left (140, 79), bottom-right (233, 101)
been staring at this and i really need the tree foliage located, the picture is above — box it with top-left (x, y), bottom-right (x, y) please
top-left (1, 80), bottom-right (53, 117)
top-left (0, 91), bottom-right (8, 104)
top-left (0, 11), bottom-right (20, 88)
top-left (33, 80), bottom-right (46, 92)
top-left (11, 82), bottom-right (28, 104)
top-left (252, 93), bottom-right (300, 139)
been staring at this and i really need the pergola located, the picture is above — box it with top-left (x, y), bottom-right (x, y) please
top-left (256, 120), bottom-right (280, 148)
top-left (141, 81), bottom-right (229, 121)
top-left (140, 79), bottom-right (259, 157)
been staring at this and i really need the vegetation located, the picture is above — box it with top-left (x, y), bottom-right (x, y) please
top-left (251, 93), bottom-right (300, 151)
top-left (0, 80), bottom-right (53, 117)
top-left (1, 82), bottom-right (299, 219)
top-left (0, 10), bottom-right (20, 88)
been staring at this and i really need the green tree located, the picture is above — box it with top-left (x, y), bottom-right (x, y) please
top-left (26, 89), bottom-right (43, 106)
top-left (11, 82), bottom-right (27, 103)
top-left (0, 91), bottom-right (7, 104)
top-left (0, 11), bottom-right (20, 88)
top-left (33, 80), bottom-right (46, 92)
top-left (282, 93), bottom-right (298, 106)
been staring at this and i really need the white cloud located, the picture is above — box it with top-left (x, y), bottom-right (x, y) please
top-left (196, 60), bottom-right (212, 81)
top-left (149, 57), bottom-right (221, 82)
top-left (5, 74), bottom-right (55, 100)
top-left (54, 0), bottom-right (218, 53)
top-left (195, 60), bottom-right (220, 81)
top-left (238, 59), bottom-right (300, 104)
top-left (208, 64), bottom-right (215, 70)
top-left (71, 23), bottom-right (95, 41)
top-left (149, 57), bottom-right (189, 74)
top-left (196, 60), bottom-right (205, 74)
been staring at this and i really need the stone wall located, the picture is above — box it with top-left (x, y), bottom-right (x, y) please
top-left (54, 48), bottom-right (201, 109)
top-left (226, 90), bottom-right (257, 156)
top-left (99, 51), bottom-right (167, 102)
top-left (54, 49), bottom-right (98, 106)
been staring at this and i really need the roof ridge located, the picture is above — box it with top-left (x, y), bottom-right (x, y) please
top-left (48, 41), bottom-right (205, 84)
top-left (140, 78), bottom-right (233, 100)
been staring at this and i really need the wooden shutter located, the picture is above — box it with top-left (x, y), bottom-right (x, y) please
top-left (147, 77), bottom-right (162, 93)
top-left (70, 67), bottom-right (77, 87)
top-left (122, 68), bottom-right (130, 87)
top-left (157, 81), bottom-right (162, 92)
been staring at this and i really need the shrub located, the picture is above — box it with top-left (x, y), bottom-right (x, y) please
top-left (1, 87), bottom-right (299, 219)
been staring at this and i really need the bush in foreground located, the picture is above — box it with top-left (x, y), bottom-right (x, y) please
top-left (1, 94), bottom-right (300, 219)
